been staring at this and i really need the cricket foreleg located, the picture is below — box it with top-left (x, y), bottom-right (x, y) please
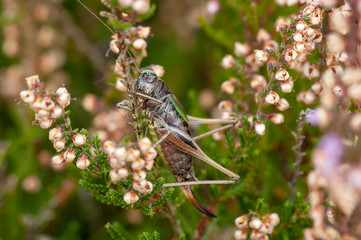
top-left (193, 124), bottom-right (234, 141)
top-left (162, 179), bottom-right (237, 187)
top-left (151, 116), bottom-right (171, 148)
top-left (116, 100), bottom-right (132, 112)
top-left (187, 115), bottom-right (237, 125)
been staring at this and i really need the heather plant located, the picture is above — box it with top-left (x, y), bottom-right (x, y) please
top-left (2, 0), bottom-right (361, 239)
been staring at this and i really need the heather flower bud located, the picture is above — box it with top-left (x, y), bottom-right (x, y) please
top-left (49, 127), bottom-right (63, 141)
top-left (255, 122), bottom-right (266, 136)
top-left (350, 114), bottom-right (361, 131)
top-left (103, 140), bottom-right (116, 155)
top-left (276, 98), bottom-right (290, 111)
top-left (109, 39), bottom-right (119, 54)
top-left (40, 97), bottom-right (55, 111)
top-left (259, 221), bottom-right (272, 234)
top-left (326, 33), bottom-right (345, 53)
top-left (133, 170), bottom-right (147, 181)
top-left (64, 148), bottom-right (76, 163)
top-left (296, 21), bottom-right (308, 32)
top-left (36, 109), bottom-right (50, 121)
top-left (303, 63), bottom-right (319, 79)
top-left (234, 42), bottom-right (251, 57)
top-left (218, 100), bottom-right (233, 112)
top-left (309, 11), bottom-right (322, 25)
top-left (20, 90), bottom-right (35, 103)
top-left (110, 169), bottom-right (122, 182)
top-left (39, 119), bottom-right (53, 129)
top-left (268, 113), bottom-right (284, 124)
top-left (250, 217), bottom-right (262, 230)
top-left (137, 26), bottom-right (151, 39)
top-left (285, 49), bottom-right (298, 62)
top-left (152, 65), bottom-right (164, 78)
top-left (139, 180), bottom-right (153, 194)
top-left (51, 105), bottom-right (63, 118)
top-left (275, 68), bottom-right (290, 81)
top-left (235, 215), bottom-right (249, 229)
top-left (110, 157), bottom-right (125, 169)
top-left (313, 29), bottom-right (322, 43)
top-left (256, 28), bottom-right (271, 42)
top-left (131, 158), bottom-right (145, 170)
top-left (72, 133), bottom-right (86, 146)
top-left (221, 79), bottom-right (236, 94)
top-left (76, 155), bottom-right (90, 170)
top-left (145, 159), bottom-right (155, 170)
top-left (293, 42), bottom-right (305, 52)
top-left (311, 82), bottom-right (322, 94)
top-left (138, 137), bottom-right (152, 153)
top-left (264, 40), bottom-right (278, 51)
top-left (144, 147), bottom-right (157, 161)
top-left (52, 154), bottom-right (65, 165)
top-left (119, 0), bottom-right (133, 7)
top-left (127, 148), bottom-right (141, 162)
top-left (123, 190), bottom-right (139, 205)
top-left (132, 0), bottom-right (150, 14)
top-left (26, 75), bottom-right (41, 89)
top-left (114, 147), bottom-right (128, 162)
top-left (266, 213), bottom-right (280, 226)
top-left (234, 229), bottom-right (247, 240)
top-left (56, 90), bottom-right (71, 108)
top-left (254, 50), bottom-right (268, 62)
top-left (250, 74), bottom-right (267, 90)
top-left (293, 32), bottom-right (303, 43)
top-left (347, 84), bottom-right (361, 101)
top-left (221, 54), bottom-right (234, 69)
top-left (265, 91), bottom-right (280, 104)
top-left (115, 78), bottom-right (127, 92)
top-left (133, 38), bottom-right (147, 50)
top-left (53, 138), bottom-right (66, 152)
top-left (275, 17), bottom-right (290, 32)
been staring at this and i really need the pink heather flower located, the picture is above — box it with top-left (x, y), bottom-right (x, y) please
top-left (206, 0), bottom-right (220, 15)
top-left (305, 109), bottom-right (318, 126)
top-left (316, 133), bottom-right (344, 177)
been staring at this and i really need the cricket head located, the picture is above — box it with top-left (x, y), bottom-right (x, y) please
top-left (135, 70), bottom-right (159, 96)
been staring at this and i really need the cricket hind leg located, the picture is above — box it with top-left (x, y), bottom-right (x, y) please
top-left (162, 179), bottom-right (237, 187)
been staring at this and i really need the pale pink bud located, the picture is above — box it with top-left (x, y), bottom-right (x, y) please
top-left (139, 180), bottom-right (153, 194)
top-left (306, 27), bottom-right (316, 41)
top-left (221, 54), bottom-right (234, 69)
top-left (131, 157), bottom-right (145, 170)
top-left (234, 42), bottom-right (251, 57)
top-left (133, 38), bottom-right (147, 50)
top-left (152, 65), bottom-right (164, 78)
top-left (337, 51), bottom-right (348, 63)
top-left (293, 42), bottom-right (305, 52)
top-left (313, 29), bottom-right (322, 43)
top-left (51, 105), bottom-right (63, 118)
top-left (123, 190), bottom-right (139, 205)
top-left (285, 49), bottom-right (298, 62)
top-left (56, 87), bottom-right (68, 95)
top-left (264, 40), bottom-right (279, 51)
top-left (39, 119), bottom-right (53, 129)
top-left (114, 147), bottom-right (128, 162)
top-left (110, 157), bottom-right (125, 169)
top-left (218, 100), bottom-right (233, 112)
top-left (133, 181), bottom-right (142, 192)
top-left (341, 68), bottom-right (361, 85)
top-left (133, 170), bottom-right (147, 181)
top-left (250, 74), bottom-right (267, 90)
top-left (303, 63), bottom-right (320, 79)
top-left (234, 229), bottom-right (248, 240)
top-left (235, 215), bottom-right (248, 229)
top-left (293, 32), bottom-right (303, 43)
top-left (221, 80), bottom-right (236, 94)
top-left (347, 84), bottom-right (361, 101)
top-left (309, 11), bottom-right (322, 25)
top-left (137, 26), bottom-right (151, 39)
top-left (20, 90), bottom-right (35, 103)
top-left (119, 0), bottom-right (133, 7)
top-left (127, 148), bottom-right (141, 162)
top-left (145, 159), bottom-right (155, 170)
top-left (56, 91), bottom-right (71, 108)
top-left (266, 213), bottom-right (280, 226)
top-left (144, 147), bottom-right (157, 161)
top-left (311, 82), bottom-right (322, 94)
top-left (254, 50), bottom-right (268, 62)
top-left (40, 97), bottom-right (55, 111)
top-left (250, 217), bottom-right (262, 230)
top-left (110, 169), bottom-right (122, 182)
top-left (52, 154), bottom-right (65, 165)
top-left (132, 0), bottom-right (150, 14)
top-left (259, 221), bottom-right (272, 234)
top-left (256, 28), bottom-right (271, 42)
top-left (117, 167), bottom-right (129, 179)
top-left (265, 91), bottom-right (280, 105)
top-left (115, 78), bottom-right (127, 92)
top-left (305, 42), bottom-right (316, 52)
top-left (275, 17), bottom-right (291, 32)
top-left (138, 137), bottom-right (152, 153)
top-left (36, 109), bottom-right (50, 121)
top-left (76, 155), bottom-right (90, 170)
top-left (103, 140), bottom-right (116, 155)
top-left (109, 39), bottom-right (119, 54)
top-left (350, 114), bottom-right (361, 131)
top-left (72, 133), bottom-right (86, 146)
top-left (53, 138), bottom-right (66, 152)
top-left (114, 61), bottom-right (124, 75)
top-left (26, 75), bottom-right (41, 89)
top-left (268, 113), bottom-right (284, 124)
top-left (275, 68), bottom-right (290, 81)
top-left (330, 8), bottom-right (350, 35)
top-left (32, 96), bottom-right (42, 110)
top-left (326, 33), bottom-right (345, 53)
top-left (296, 21), bottom-right (308, 32)
top-left (49, 127), bottom-right (63, 141)
top-left (64, 148), bottom-right (76, 163)
top-left (255, 122), bottom-right (266, 136)
top-left (276, 98), bottom-right (290, 111)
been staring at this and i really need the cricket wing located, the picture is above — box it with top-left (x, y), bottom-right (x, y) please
top-left (180, 186), bottom-right (216, 218)
top-left (158, 127), bottom-right (240, 180)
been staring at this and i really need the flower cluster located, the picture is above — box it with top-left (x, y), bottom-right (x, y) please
top-left (103, 138), bottom-right (157, 205)
top-left (234, 213), bottom-right (280, 240)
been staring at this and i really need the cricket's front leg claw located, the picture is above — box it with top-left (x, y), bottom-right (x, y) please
top-left (116, 100), bottom-right (132, 112)
top-left (232, 175), bottom-right (240, 182)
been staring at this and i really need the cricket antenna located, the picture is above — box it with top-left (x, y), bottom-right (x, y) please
top-left (76, 0), bottom-right (115, 35)
top-left (76, 0), bottom-right (141, 73)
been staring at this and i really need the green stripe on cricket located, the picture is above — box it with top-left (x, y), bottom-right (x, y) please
top-left (169, 95), bottom-right (189, 124)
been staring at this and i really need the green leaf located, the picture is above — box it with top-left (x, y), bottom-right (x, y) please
top-left (105, 222), bottom-right (130, 240)
top-left (138, 231), bottom-right (160, 240)
top-left (152, 187), bottom-right (174, 207)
